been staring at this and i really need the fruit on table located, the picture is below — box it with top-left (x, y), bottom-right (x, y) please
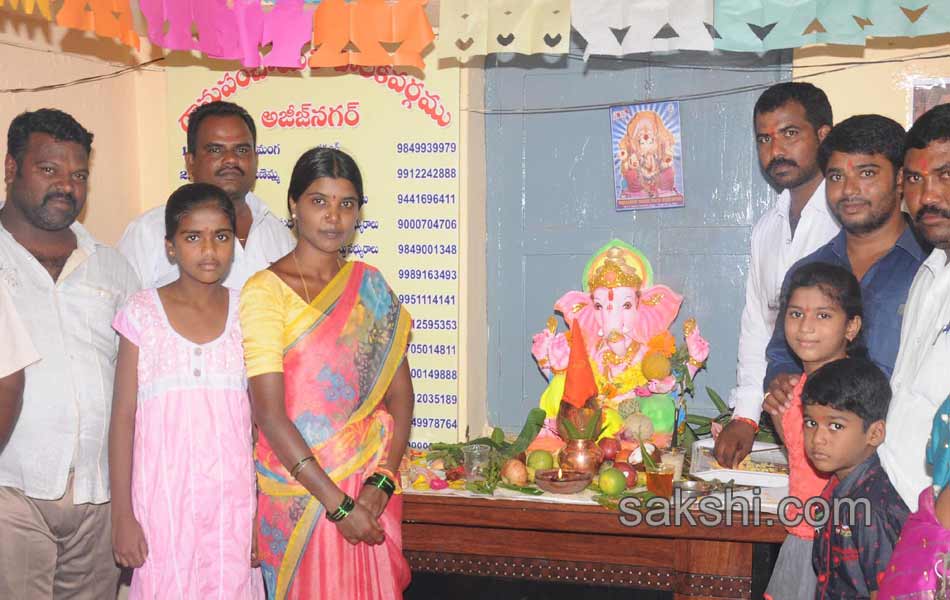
top-left (599, 468), bottom-right (627, 496)
top-left (501, 458), bottom-right (528, 486)
top-left (641, 351), bottom-right (672, 380)
top-left (598, 437), bottom-right (621, 461)
top-left (527, 450), bottom-right (554, 470)
top-left (613, 462), bottom-right (637, 487)
top-left (526, 466), bottom-right (537, 483)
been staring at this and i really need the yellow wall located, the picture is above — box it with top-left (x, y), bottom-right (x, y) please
top-left (794, 33), bottom-right (950, 126)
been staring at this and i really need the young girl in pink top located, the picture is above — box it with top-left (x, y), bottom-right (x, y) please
top-left (108, 183), bottom-right (264, 599)
top-left (763, 262), bottom-right (863, 600)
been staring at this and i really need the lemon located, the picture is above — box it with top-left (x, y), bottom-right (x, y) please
top-left (641, 352), bottom-right (672, 380)
top-left (527, 450), bottom-right (554, 470)
top-left (599, 468), bottom-right (627, 496)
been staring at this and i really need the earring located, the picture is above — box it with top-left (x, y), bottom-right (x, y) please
top-left (597, 329), bottom-right (604, 337)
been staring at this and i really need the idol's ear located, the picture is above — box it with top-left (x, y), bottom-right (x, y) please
top-left (631, 285), bottom-right (683, 342)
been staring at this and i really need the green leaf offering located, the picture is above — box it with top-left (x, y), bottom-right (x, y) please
top-left (498, 482), bottom-right (544, 496)
top-left (637, 435), bottom-right (658, 471)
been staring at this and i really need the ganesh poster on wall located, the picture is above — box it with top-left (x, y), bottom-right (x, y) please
top-left (610, 101), bottom-right (685, 211)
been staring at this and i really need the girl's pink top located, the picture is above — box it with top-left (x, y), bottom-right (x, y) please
top-left (781, 374), bottom-right (831, 540)
top-left (113, 289), bottom-right (263, 599)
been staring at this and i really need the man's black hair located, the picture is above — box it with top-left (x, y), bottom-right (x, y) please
top-left (906, 103), bottom-right (950, 150)
top-left (817, 114), bottom-right (906, 174)
top-left (754, 82), bottom-right (833, 133)
top-left (7, 108), bottom-right (93, 170)
top-left (185, 101), bottom-right (257, 155)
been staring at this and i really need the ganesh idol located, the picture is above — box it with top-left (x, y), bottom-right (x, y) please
top-left (531, 240), bottom-right (709, 448)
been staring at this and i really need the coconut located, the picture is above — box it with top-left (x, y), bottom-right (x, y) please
top-left (621, 413), bottom-right (655, 441)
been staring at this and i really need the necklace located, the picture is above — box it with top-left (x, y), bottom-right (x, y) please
top-left (292, 250), bottom-right (312, 304)
top-left (601, 342), bottom-right (639, 368)
top-left (291, 252), bottom-right (346, 305)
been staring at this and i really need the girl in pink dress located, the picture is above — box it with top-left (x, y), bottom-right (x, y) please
top-left (109, 183), bottom-right (264, 599)
top-left (762, 262), bottom-right (864, 600)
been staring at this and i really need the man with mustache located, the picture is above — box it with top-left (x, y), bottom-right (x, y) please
top-left (119, 101), bottom-right (294, 289)
top-left (879, 103), bottom-right (950, 511)
top-left (715, 83), bottom-right (840, 469)
top-left (0, 109), bottom-right (139, 597)
top-left (763, 114), bottom-right (926, 419)
top-left (754, 115), bottom-right (926, 600)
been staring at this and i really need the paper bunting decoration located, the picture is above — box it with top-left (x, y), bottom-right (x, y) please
top-left (2, 0), bottom-right (950, 62)
top-left (714, 0), bottom-right (950, 51)
top-left (572, 0), bottom-right (714, 58)
top-left (864, 1), bottom-right (950, 38)
top-left (0, 0), bottom-right (51, 19)
top-left (56, 0), bottom-right (140, 49)
top-left (309, 0), bottom-right (435, 70)
top-left (259, 0), bottom-right (313, 68)
top-left (439, 0), bottom-right (571, 60)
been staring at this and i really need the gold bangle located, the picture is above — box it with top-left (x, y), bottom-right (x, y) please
top-left (290, 455), bottom-right (316, 479)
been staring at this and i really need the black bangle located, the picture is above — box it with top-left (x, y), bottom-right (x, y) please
top-left (326, 494), bottom-right (356, 522)
top-left (364, 473), bottom-right (396, 498)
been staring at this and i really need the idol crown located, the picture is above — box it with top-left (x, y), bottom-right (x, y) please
top-left (588, 259), bottom-right (641, 290)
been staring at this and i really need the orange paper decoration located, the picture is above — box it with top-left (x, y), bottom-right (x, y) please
top-left (1, 0), bottom-right (52, 19)
top-left (309, 0), bottom-right (435, 70)
top-left (561, 320), bottom-right (599, 409)
top-left (55, 0), bottom-right (140, 50)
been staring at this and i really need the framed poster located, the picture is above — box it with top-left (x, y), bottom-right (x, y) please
top-left (610, 101), bottom-right (685, 211)
top-left (909, 77), bottom-right (950, 126)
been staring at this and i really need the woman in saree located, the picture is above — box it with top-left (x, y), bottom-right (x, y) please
top-left (239, 147), bottom-right (414, 599)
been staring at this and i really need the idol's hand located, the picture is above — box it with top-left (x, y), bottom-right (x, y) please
top-left (764, 373), bottom-right (800, 416)
top-left (713, 420), bottom-right (756, 469)
top-left (336, 503), bottom-right (385, 546)
top-left (357, 484), bottom-right (389, 519)
top-left (112, 512), bottom-right (149, 568)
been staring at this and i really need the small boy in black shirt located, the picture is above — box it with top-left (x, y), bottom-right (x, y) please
top-left (803, 358), bottom-right (909, 599)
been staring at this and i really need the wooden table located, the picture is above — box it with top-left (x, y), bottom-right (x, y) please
top-left (402, 493), bottom-right (787, 600)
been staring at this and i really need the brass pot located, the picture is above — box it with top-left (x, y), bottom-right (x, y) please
top-left (558, 439), bottom-right (604, 475)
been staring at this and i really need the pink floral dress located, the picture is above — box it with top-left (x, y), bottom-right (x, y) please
top-left (113, 288), bottom-right (263, 599)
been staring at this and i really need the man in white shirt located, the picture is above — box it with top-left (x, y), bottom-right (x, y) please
top-left (0, 109), bottom-right (139, 598)
top-left (880, 103), bottom-right (950, 511)
top-left (119, 101), bottom-right (294, 289)
top-left (0, 283), bottom-right (40, 452)
top-left (714, 82), bottom-right (840, 468)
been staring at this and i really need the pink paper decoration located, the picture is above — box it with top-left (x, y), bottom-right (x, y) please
top-left (260, 0), bottom-right (312, 68)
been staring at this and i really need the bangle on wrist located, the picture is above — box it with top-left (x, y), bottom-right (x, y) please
top-left (326, 494), bottom-right (356, 522)
top-left (289, 455), bottom-right (315, 479)
top-left (731, 416), bottom-right (760, 433)
top-left (364, 473), bottom-right (396, 498)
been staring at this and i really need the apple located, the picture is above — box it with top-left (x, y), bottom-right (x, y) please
top-left (598, 437), bottom-right (622, 461)
top-left (614, 462), bottom-right (637, 487)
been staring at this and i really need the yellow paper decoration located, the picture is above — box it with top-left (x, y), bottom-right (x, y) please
top-left (1, 0), bottom-right (52, 19)
top-left (439, 0), bottom-right (570, 60)
top-left (55, 0), bottom-right (140, 50)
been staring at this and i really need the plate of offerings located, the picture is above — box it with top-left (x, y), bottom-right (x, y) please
top-left (689, 438), bottom-right (789, 488)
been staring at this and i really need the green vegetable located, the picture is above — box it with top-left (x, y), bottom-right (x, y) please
top-left (490, 427), bottom-right (506, 445)
top-left (498, 482), bottom-right (544, 496)
top-left (502, 408), bottom-right (546, 458)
